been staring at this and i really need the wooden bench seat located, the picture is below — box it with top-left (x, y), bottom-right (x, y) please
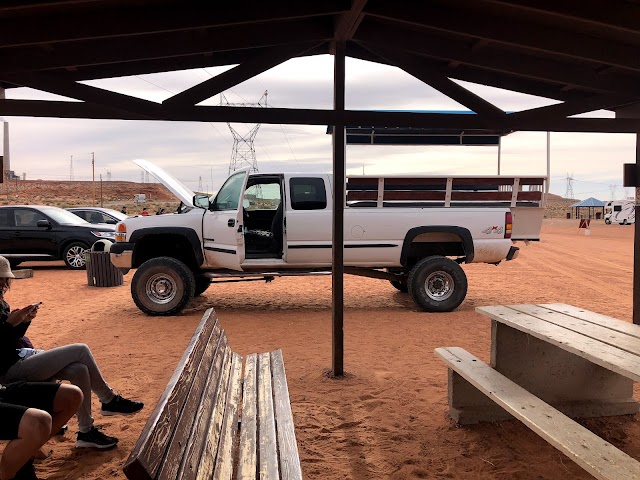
top-left (123, 308), bottom-right (302, 480)
top-left (436, 347), bottom-right (640, 480)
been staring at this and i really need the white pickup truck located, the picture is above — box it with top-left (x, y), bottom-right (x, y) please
top-left (110, 160), bottom-right (546, 316)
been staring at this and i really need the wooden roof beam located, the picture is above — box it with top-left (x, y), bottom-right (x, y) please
top-left (163, 42), bottom-right (323, 108)
top-left (0, 71), bottom-right (164, 119)
top-left (359, 43), bottom-right (506, 121)
top-left (355, 20), bottom-right (640, 97)
top-left (509, 95), bottom-right (636, 123)
top-left (2, 99), bottom-right (640, 133)
top-left (0, 1), bottom-right (350, 49)
top-left (367, 3), bottom-right (640, 73)
top-left (334, 0), bottom-right (368, 42)
top-left (479, 0), bottom-right (640, 36)
top-left (0, 19), bottom-right (332, 75)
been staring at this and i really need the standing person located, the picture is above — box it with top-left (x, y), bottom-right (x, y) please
top-left (0, 381), bottom-right (82, 480)
top-left (0, 256), bottom-right (144, 450)
top-left (140, 207), bottom-right (149, 216)
top-left (120, 206), bottom-right (127, 215)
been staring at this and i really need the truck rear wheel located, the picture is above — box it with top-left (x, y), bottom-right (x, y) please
top-left (131, 257), bottom-right (195, 316)
top-left (407, 256), bottom-right (467, 312)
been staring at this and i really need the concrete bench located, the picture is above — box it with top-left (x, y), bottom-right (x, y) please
top-left (123, 308), bottom-right (302, 480)
top-left (436, 347), bottom-right (640, 480)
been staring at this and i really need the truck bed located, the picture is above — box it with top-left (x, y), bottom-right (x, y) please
top-left (346, 175), bottom-right (547, 241)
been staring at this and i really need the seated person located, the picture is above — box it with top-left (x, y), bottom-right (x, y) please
top-left (0, 256), bottom-right (144, 450)
top-left (0, 381), bottom-right (82, 480)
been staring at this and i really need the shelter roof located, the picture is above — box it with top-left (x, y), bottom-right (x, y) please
top-left (1, 1), bottom-right (640, 132)
top-left (571, 197), bottom-right (606, 208)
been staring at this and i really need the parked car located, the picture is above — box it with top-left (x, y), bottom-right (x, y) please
top-left (66, 207), bottom-right (127, 225)
top-left (0, 205), bottom-right (116, 269)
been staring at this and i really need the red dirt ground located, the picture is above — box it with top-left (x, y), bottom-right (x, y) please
top-left (2, 218), bottom-right (637, 479)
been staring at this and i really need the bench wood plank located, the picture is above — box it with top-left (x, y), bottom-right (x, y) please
top-left (237, 354), bottom-right (258, 480)
top-left (436, 347), bottom-right (640, 480)
top-left (540, 304), bottom-right (640, 340)
top-left (157, 328), bottom-right (226, 480)
top-left (258, 352), bottom-right (279, 479)
top-left (509, 304), bottom-right (640, 357)
top-left (123, 309), bottom-right (219, 480)
top-left (194, 347), bottom-right (233, 480)
top-left (271, 350), bottom-right (303, 480)
top-left (212, 353), bottom-right (243, 480)
top-left (477, 305), bottom-right (640, 381)
top-left (181, 341), bottom-right (231, 480)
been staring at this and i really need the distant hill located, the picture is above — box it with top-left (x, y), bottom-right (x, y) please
top-left (0, 179), bottom-right (179, 212)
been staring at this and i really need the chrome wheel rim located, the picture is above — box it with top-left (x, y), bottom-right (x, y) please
top-left (66, 246), bottom-right (86, 268)
top-left (146, 273), bottom-right (177, 304)
top-left (425, 271), bottom-right (454, 301)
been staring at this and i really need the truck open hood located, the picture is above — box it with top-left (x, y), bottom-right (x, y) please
top-left (133, 159), bottom-right (196, 206)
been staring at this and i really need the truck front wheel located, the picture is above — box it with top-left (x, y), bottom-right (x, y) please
top-left (407, 256), bottom-right (467, 312)
top-left (131, 257), bottom-right (196, 316)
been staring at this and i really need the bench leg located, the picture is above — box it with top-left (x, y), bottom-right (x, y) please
top-left (492, 321), bottom-right (638, 419)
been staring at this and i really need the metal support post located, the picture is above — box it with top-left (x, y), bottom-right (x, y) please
top-left (332, 41), bottom-right (346, 376)
top-left (634, 132), bottom-right (640, 324)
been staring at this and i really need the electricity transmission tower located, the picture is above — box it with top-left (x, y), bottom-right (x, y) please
top-left (220, 91), bottom-right (268, 174)
top-left (565, 173), bottom-right (575, 199)
top-left (69, 155), bottom-right (74, 181)
top-left (198, 176), bottom-right (203, 192)
top-left (106, 170), bottom-right (112, 181)
top-left (609, 184), bottom-right (618, 200)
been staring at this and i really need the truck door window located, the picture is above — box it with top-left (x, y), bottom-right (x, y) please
top-left (244, 183), bottom-right (281, 211)
top-left (290, 178), bottom-right (327, 210)
top-left (212, 172), bottom-right (246, 210)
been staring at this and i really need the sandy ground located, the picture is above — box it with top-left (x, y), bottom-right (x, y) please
top-left (3, 218), bottom-right (639, 479)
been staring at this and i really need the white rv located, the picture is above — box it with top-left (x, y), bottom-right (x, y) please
top-left (605, 200), bottom-right (635, 225)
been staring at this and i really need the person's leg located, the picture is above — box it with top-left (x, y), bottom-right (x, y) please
top-left (0, 409), bottom-right (51, 480)
top-left (2, 344), bottom-right (115, 405)
top-left (49, 384), bottom-right (82, 438)
top-left (50, 363), bottom-right (93, 433)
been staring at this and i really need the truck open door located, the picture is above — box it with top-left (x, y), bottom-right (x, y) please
top-left (203, 169), bottom-right (250, 270)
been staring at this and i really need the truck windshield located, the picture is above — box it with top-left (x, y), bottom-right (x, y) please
top-left (212, 172), bottom-right (246, 210)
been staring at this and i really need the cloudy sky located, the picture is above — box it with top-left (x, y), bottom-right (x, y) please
top-left (3, 55), bottom-right (636, 201)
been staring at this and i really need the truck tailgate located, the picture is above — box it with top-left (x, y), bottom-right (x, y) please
top-left (510, 206), bottom-right (544, 241)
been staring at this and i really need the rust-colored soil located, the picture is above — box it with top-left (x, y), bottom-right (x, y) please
top-left (3, 218), bottom-right (637, 479)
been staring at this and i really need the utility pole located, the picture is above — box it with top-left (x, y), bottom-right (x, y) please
top-left (70, 155), bottom-right (74, 181)
top-left (91, 152), bottom-right (95, 205)
top-left (100, 174), bottom-right (103, 207)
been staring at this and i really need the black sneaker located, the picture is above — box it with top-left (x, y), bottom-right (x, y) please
top-left (75, 427), bottom-right (118, 449)
top-left (13, 459), bottom-right (38, 480)
top-left (100, 394), bottom-right (144, 416)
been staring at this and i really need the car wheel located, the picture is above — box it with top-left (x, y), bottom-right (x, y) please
top-left (407, 256), bottom-right (468, 312)
top-left (131, 257), bottom-right (195, 316)
top-left (63, 242), bottom-right (89, 269)
top-left (194, 275), bottom-right (211, 297)
top-left (605, 219), bottom-right (611, 225)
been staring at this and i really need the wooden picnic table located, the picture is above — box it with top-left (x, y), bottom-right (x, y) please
top-left (454, 303), bottom-right (640, 424)
top-left (436, 303), bottom-right (640, 480)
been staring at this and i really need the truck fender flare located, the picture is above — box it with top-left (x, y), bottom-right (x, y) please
top-left (400, 226), bottom-right (474, 266)
top-left (130, 227), bottom-right (204, 265)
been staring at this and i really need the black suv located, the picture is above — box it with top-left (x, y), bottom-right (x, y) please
top-left (0, 205), bottom-right (116, 269)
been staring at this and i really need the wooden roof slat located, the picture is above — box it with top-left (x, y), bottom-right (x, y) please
top-left (367, 2), bottom-right (640, 73)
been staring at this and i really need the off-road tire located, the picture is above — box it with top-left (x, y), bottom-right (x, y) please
top-left (605, 218), bottom-right (611, 225)
top-left (63, 242), bottom-right (89, 270)
top-left (407, 256), bottom-right (468, 312)
top-left (194, 275), bottom-right (211, 297)
top-left (131, 257), bottom-right (195, 316)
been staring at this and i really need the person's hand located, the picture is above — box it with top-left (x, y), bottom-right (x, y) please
top-left (7, 307), bottom-right (33, 326)
top-left (25, 304), bottom-right (38, 321)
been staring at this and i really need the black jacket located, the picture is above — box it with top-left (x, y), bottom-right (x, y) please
top-left (0, 301), bottom-right (31, 375)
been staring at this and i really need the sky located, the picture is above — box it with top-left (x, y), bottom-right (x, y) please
top-left (2, 54), bottom-right (637, 201)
